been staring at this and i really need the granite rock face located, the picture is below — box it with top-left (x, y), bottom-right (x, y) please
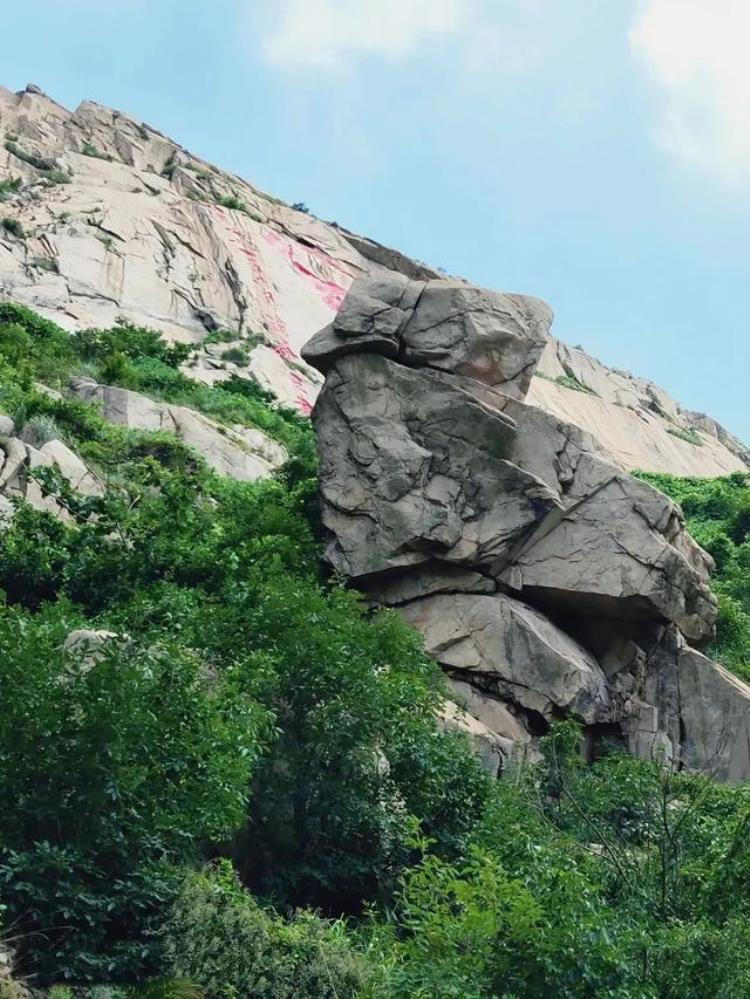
top-left (307, 274), bottom-right (750, 780)
top-left (70, 376), bottom-right (286, 480)
top-left (0, 81), bottom-right (746, 476)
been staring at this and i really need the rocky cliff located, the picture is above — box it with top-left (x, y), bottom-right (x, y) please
top-left (304, 274), bottom-right (750, 780)
top-left (0, 82), bottom-right (746, 477)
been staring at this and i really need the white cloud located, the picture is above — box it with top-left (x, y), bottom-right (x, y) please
top-left (630, 0), bottom-right (750, 180)
top-left (262, 0), bottom-right (470, 69)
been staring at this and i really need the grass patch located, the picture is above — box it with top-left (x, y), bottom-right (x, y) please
top-left (1, 217), bottom-right (26, 239)
top-left (221, 347), bottom-right (249, 365)
top-left (535, 370), bottom-right (596, 394)
top-left (81, 142), bottom-right (112, 161)
top-left (4, 139), bottom-right (55, 171)
top-left (667, 425), bottom-right (704, 447)
top-left (0, 176), bottom-right (22, 202)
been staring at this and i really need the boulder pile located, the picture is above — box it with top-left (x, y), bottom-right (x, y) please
top-left (304, 275), bottom-right (750, 780)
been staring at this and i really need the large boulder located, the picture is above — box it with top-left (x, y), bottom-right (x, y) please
top-left (634, 626), bottom-right (750, 782)
top-left (303, 274), bottom-right (553, 398)
top-left (399, 592), bottom-right (612, 724)
top-left (313, 352), bottom-right (559, 580)
top-left (497, 454), bottom-right (717, 644)
top-left (306, 274), bottom-right (732, 777)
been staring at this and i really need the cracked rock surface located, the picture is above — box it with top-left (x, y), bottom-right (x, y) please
top-left (307, 274), bottom-right (750, 779)
top-left (0, 81), bottom-right (746, 474)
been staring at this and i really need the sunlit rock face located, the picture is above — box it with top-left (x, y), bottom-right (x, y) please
top-left (306, 274), bottom-right (750, 781)
top-left (0, 81), bottom-right (747, 476)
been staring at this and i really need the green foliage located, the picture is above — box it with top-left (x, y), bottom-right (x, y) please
top-left (534, 370), bottom-right (596, 393)
top-left (162, 860), bottom-right (368, 998)
top-left (363, 844), bottom-right (541, 998)
top-left (0, 603), bottom-right (265, 982)
top-left (4, 138), bottom-right (55, 171)
top-left (1, 217), bottom-right (25, 239)
top-left (217, 194), bottom-right (247, 213)
top-left (73, 324), bottom-right (192, 370)
top-left (236, 579), bottom-right (490, 910)
top-left (638, 471), bottom-right (750, 678)
top-left (82, 142), bottom-right (113, 161)
top-left (667, 424), bottom-right (704, 446)
top-left (0, 176), bottom-right (22, 202)
top-left (219, 347), bottom-right (248, 365)
top-left (0, 304), bottom-right (307, 452)
top-left (201, 329), bottom-right (235, 345)
top-left (4, 299), bottom-right (750, 995)
top-left (555, 372), bottom-right (596, 393)
top-left (42, 168), bottom-right (73, 185)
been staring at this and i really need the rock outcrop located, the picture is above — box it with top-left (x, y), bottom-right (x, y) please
top-left (305, 275), bottom-right (750, 779)
top-left (0, 423), bottom-right (102, 520)
top-left (70, 377), bottom-right (285, 480)
top-left (0, 82), bottom-right (746, 476)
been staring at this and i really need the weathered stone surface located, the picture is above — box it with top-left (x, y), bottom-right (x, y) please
top-left (64, 629), bottom-right (122, 671)
top-left (635, 626), bottom-right (750, 782)
top-left (0, 433), bottom-right (102, 517)
top-left (529, 337), bottom-right (748, 476)
top-left (70, 377), bottom-right (286, 480)
top-left (497, 454), bottom-right (717, 643)
top-left (448, 677), bottom-right (534, 750)
top-left (304, 274), bottom-right (553, 399)
top-left (314, 352), bottom-right (559, 579)
top-left (0, 82), bottom-right (746, 475)
top-left (438, 700), bottom-right (507, 776)
top-left (399, 592), bottom-right (612, 723)
top-left (308, 271), bottom-right (738, 778)
top-left (361, 564), bottom-right (496, 606)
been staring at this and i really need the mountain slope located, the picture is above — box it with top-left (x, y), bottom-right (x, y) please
top-left (0, 81), bottom-right (745, 476)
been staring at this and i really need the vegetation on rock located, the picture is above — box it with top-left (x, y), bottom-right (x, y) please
top-left (3, 304), bottom-right (750, 995)
top-left (640, 470), bottom-right (750, 679)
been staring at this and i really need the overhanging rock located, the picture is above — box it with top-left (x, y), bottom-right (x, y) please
top-left (305, 274), bottom-right (750, 780)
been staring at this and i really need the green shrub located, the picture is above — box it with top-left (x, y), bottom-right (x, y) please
top-left (18, 412), bottom-right (60, 446)
top-left (667, 424), bottom-right (704, 446)
top-left (42, 168), bottom-right (73, 185)
top-left (0, 604), bottom-right (266, 982)
top-left (0, 176), bottom-right (22, 202)
top-left (219, 347), bottom-right (248, 365)
top-left (162, 861), bottom-right (368, 999)
top-left (1, 217), bottom-right (25, 239)
top-left (4, 139), bottom-right (55, 171)
top-left (555, 372), bottom-right (595, 393)
top-left (638, 471), bottom-right (750, 677)
top-left (82, 142), bottom-right (113, 161)
top-left (217, 194), bottom-right (246, 213)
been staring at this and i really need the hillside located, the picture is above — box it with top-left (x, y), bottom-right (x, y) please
top-left (5, 79), bottom-right (750, 998)
top-left (1, 81), bottom-right (746, 477)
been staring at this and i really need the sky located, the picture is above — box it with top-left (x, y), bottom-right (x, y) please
top-left (3, 0), bottom-right (750, 439)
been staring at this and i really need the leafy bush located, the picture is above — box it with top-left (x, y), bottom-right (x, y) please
top-left (4, 139), bottom-right (55, 171)
top-left (18, 412), bottom-right (60, 446)
top-left (1, 217), bottom-right (25, 239)
top-left (217, 194), bottom-right (247, 213)
top-left (638, 471), bottom-right (750, 677)
top-left (162, 861), bottom-right (368, 998)
top-left (0, 603), bottom-right (266, 981)
top-left (42, 168), bottom-right (73, 185)
top-left (667, 424), bottom-right (704, 446)
top-left (219, 347), bottom-right (248, 365)
top-left (82, 142), bottom-right (113, 161)
top-left (0, 176), bottom-right (22, 202)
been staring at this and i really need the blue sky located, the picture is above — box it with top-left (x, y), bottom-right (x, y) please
top-left (4, 0), bottom-right (750, 439)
